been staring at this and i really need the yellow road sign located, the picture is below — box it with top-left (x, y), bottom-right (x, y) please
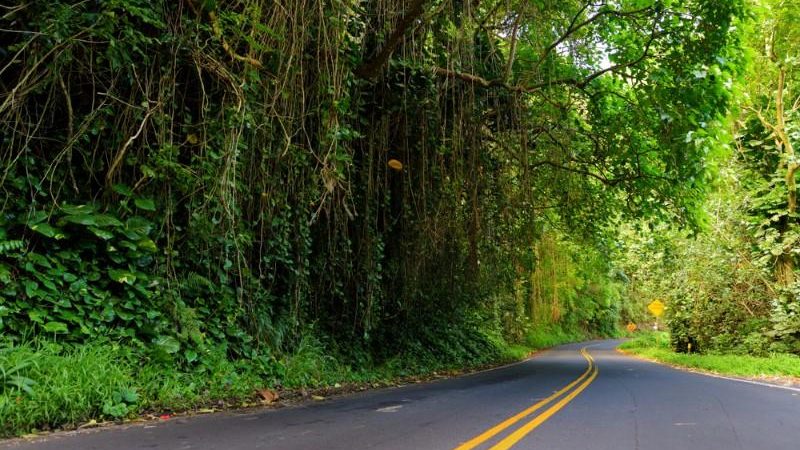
top-left (626, 323), bottom-right (637, 333)
top-left (647, 299), bottom-right (665, 317)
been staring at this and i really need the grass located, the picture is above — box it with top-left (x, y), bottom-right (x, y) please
top-left (524, 323), bottom-right (587, 349)
top-left (619, 332), bottom-right (800, 379)
top-left (0, 324), bottom-right (590, 438)
top-left (0, 342), bottom-right (136, 436)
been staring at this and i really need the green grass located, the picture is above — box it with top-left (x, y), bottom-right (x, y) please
top-left (0, 323), bottom-right (593, 438)
top-left (524, 323), bottom-right (586, 349)
top-left (619, 332), bottom-right (800, 379)
top-left (0, 342), bottom-right (136, 436)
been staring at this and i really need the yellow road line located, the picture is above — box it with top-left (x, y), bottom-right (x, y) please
top-left (488, 352), bottom-right (598, 450)
top-left (454, 347), bottom-right (595, 450)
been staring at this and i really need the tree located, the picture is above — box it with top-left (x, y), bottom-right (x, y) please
top-left (740, 0), bottom-right (800, 286)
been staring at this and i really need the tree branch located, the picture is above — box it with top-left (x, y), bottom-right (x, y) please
top-left (355, 0), bottom-right (427, 79)
top-left (505, 9), bottom-right (524, 81)
top-left (433, 13), bottom-right (660, 93)
top-left (534, 4), bottom-right (653, 72)
top-left (529, 160), bottom-right (621, 186)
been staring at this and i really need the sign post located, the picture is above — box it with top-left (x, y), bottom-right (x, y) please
top-left (647, 299), bottom-right (665, 330)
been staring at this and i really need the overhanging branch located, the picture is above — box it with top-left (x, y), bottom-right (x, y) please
top-left (355, 0), bottom-right (427, 79)
top-left (432, 16), bottom-right (660, 93)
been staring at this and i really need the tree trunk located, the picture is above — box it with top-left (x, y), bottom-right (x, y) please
top-left (776, 67), bottom-right (796, 285)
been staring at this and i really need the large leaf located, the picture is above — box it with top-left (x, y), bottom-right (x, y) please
top-left (89, 226), bottom-right (115, 240)
top-left (134, 198), bottom-right (156, 211)
top-left (124, 217), bottom-right (153, 240)
top-left (60, 204), bottom-right (96, 215)
top-left (153, 335), bottom-right (181, 354)
top-left (108, 269), bottom-right (137, 284)
top-left (136, 238), bottom-right (158, 252)
top-left (62, 214), bottom-right (96, 226)
top-left (27, 310), bottom-right (46, 323)
top-left (43, 321), bottom-right (68, 333)
top-left (112, 183), bottom-right (133, 197)
top-left (28, 223), bottom-right (64, 239)
top-left (93, 215), bottom-right (124, 227)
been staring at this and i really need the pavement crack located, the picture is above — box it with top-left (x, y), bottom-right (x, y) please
top-left (622, 383), bottom-right (640, 450)
top-left (714, 394), bottom-right (744, 450)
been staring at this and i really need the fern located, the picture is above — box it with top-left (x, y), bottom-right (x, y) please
top-left (0, 240), bottom-right (24, 255)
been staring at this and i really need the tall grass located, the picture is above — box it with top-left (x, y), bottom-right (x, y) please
top-left (0, 342), bottom-right (134, 435)
top-left (620, 332), bottom-right (800, 378)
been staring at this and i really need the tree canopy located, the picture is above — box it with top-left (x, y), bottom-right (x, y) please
top-left (0, 0), bottom-right (745, 368)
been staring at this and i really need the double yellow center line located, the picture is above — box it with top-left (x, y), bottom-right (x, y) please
top-left (454, 347), bottom-right (598, 450)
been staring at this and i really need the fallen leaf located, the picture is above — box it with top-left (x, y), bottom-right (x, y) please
top-left (257, 388), bottom-right (279, 403)
top-left (159, 414), bottom-right (170, 420)
top-left (311, 395), bottom-right (325, 401)
top-left (78, 419), bottom-right (99, 429)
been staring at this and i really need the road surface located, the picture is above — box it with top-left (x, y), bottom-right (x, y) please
top-left (3, 340), bottom-right (799, 449)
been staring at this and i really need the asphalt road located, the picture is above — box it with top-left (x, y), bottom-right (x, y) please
top-left (3, 340), bottom-right (799, 450)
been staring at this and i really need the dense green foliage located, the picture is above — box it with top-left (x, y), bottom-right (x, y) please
top-left (0, 325), bottom-right (582, 436)
top-left (618, 0), bottom-right (800, 356)
top-left (1, 0), bottom-right (745, 436)
top-left (620, 332), bottom-right (800, 378)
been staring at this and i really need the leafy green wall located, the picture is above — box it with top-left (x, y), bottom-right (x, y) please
top-left (1, 0), bottom-right (742, 365)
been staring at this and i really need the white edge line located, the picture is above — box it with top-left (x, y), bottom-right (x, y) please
top-left (688, 371), bottom-right (800, 393)
top-left (616, 348), bottom-right (800, 393)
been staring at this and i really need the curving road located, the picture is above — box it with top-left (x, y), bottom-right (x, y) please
top-left (3, 340), bottom-right (799, 450)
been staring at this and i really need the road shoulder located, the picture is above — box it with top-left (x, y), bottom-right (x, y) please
top-left (616, 347), bottom-right (800, 392)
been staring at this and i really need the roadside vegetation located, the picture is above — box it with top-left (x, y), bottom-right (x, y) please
top-left (618, 0), bottom-right (800, 358)
top-left (1, 0), bottom-right (783, 439)
top-left (620, 333), bottom-right (800, 380)
top-left (0, 323), bottom-right (584, 437)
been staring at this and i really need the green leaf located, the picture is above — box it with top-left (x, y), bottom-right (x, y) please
top-left (136, 238), bottom-right (157, 252)
top-left (116, 310), bottom-right (134, 321)
top-left (93, 215), bottom-right (124, 227)
top-left (27, 310), bottom-right (45, 323)
top-left (134, 198), bottom-right (156, 211)
top-left (61, 204), bottom-right (96, 215)
top-left (89, 226), bottom-right (115, 240)
top-left (118, 240), bottom-right (138, 251)
top-left (26, 210), bottom-right (49, 225)
top-left (108, 269), bottom-right (137, 284)
top-left (23, 280), bottom-right (39, 297)
top-left (29, 223), bottom-right (63, 239)
top-left (116, 387), bottom-right (139, 404)
top-left (113, 183), bottom-right (134, 197)
top-left (184, 350), bottom-right (198, 363)
top-left (102, 401), bottom-right (129, 418)
top-left (43, 321), bottom-right (68, 333)
top-left (9, 375), bottom-right (36, 395)
top-left (62, 214), bottom-right (96, 226)
top-left (154, 335), bottom-right (181, 354)
top-left (124, 217), bottom-right (152, 240)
